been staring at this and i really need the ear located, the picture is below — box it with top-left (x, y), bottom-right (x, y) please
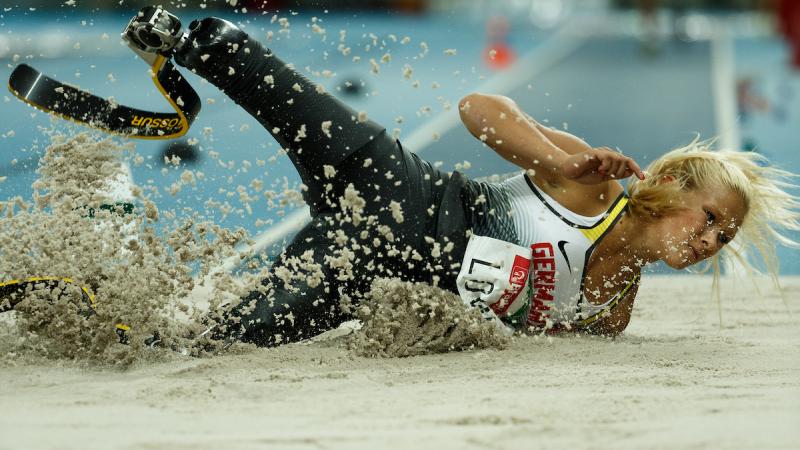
top-left (657, 174), bottom-right (676, 185)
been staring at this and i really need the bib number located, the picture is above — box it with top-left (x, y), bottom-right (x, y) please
top-left (456, 235), bottom-right (532, 324)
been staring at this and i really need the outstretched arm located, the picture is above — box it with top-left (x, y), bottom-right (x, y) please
top-left (458, 93), bottom-right (568, 186)
top-left (458, 93), bottom-right (645, 189)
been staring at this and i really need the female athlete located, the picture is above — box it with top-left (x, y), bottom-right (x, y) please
top-left (172, 16), bottom-right (798, 347)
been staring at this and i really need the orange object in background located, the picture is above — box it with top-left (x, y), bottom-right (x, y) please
top-left (484, 16), bottom-right (516, 70)
top-left (484, 43), bottom-right (515, 70)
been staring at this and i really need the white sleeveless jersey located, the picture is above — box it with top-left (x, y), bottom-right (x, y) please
top-left (457, 173), bottom-right (638, 330)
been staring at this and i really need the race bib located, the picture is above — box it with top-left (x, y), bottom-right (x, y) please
top-left (456, 234), bottom-right (532, 325)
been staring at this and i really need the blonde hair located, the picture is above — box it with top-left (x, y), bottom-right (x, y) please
top-left (627, 138), bottom-right (800, 301)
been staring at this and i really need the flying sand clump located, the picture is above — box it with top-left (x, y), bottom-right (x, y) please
top-left (350, 278), bottom-right (510, 357)
top-left (0, 134), bottom-right (258, 365)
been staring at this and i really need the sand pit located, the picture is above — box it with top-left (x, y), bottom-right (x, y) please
top-left (1, 275), bottom-right (798, 449)
top-left (0, 134), bottom-right (798, 449)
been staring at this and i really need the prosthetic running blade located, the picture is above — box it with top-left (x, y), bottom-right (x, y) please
top-left (1, 6), bottom-right (202, 346)
top-left (0, 277), bottom-right (131, 342)
top-left (7, 6), bottom-right (200, 139)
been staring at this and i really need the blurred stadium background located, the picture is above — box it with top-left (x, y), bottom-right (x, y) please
top-left (1, 0), bottom-right (798, 273)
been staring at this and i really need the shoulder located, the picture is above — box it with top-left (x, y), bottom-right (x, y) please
top-left (526, 173), bottom-right (625, 217)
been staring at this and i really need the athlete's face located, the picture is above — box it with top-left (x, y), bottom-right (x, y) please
top-left (650, 187), bottom-right (747, 269)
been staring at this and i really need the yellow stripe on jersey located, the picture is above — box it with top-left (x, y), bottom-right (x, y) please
top-left (580, 197), bottom-right (629, 243)
top-left (578, 272), bottom-right (641, 327)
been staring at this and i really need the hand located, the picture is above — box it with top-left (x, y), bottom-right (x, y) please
top-left (560, 147), bottom-right (645, 185)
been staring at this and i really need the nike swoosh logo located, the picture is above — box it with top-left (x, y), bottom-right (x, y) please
top-left (557, 240), bottom-right (572, 273)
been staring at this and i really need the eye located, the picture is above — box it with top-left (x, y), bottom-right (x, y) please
top-left (719, 233), bottom-right (730, 245)
top-left (705, 209), bottom-right (715, 224)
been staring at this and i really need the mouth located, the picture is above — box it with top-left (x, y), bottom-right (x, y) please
top-left (688, 246), bottom-right (699, 263)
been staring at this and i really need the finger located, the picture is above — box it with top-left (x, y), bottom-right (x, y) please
top-left (606, 159), bottom-right (622, 178)
top-left (597, 156), bottom-right (611, 172)
top-left (626, 158), bottom-right (646, 180)
top-left (621, 166), bottom-right (634, 179)
top-left (614, 160), bottom-right (629, 179)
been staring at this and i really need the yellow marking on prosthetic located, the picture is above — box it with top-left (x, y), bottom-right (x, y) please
top-left (1, 277), bottom-right (129, 335)
top-left (8, 57), bottom-right (190, 140)
top-left (0, 276), bottom-right (96, 305)
top-left (147, 55), bottom-right (190, 139)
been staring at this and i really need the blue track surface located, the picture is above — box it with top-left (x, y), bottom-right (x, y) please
top-left (0, 10), bottom-right (549, 234)
top-left (1, 9), bottom-right (798, 273)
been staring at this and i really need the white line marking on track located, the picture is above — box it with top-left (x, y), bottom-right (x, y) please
top-left (710, 18), bottom-right (740, 152)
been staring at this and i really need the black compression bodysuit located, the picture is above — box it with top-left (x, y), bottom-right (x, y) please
top-left (175, 18), bottom-right (475, 346)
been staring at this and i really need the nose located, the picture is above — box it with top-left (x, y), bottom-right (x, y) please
top-left (699, 227), bottom-right (722, 256)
